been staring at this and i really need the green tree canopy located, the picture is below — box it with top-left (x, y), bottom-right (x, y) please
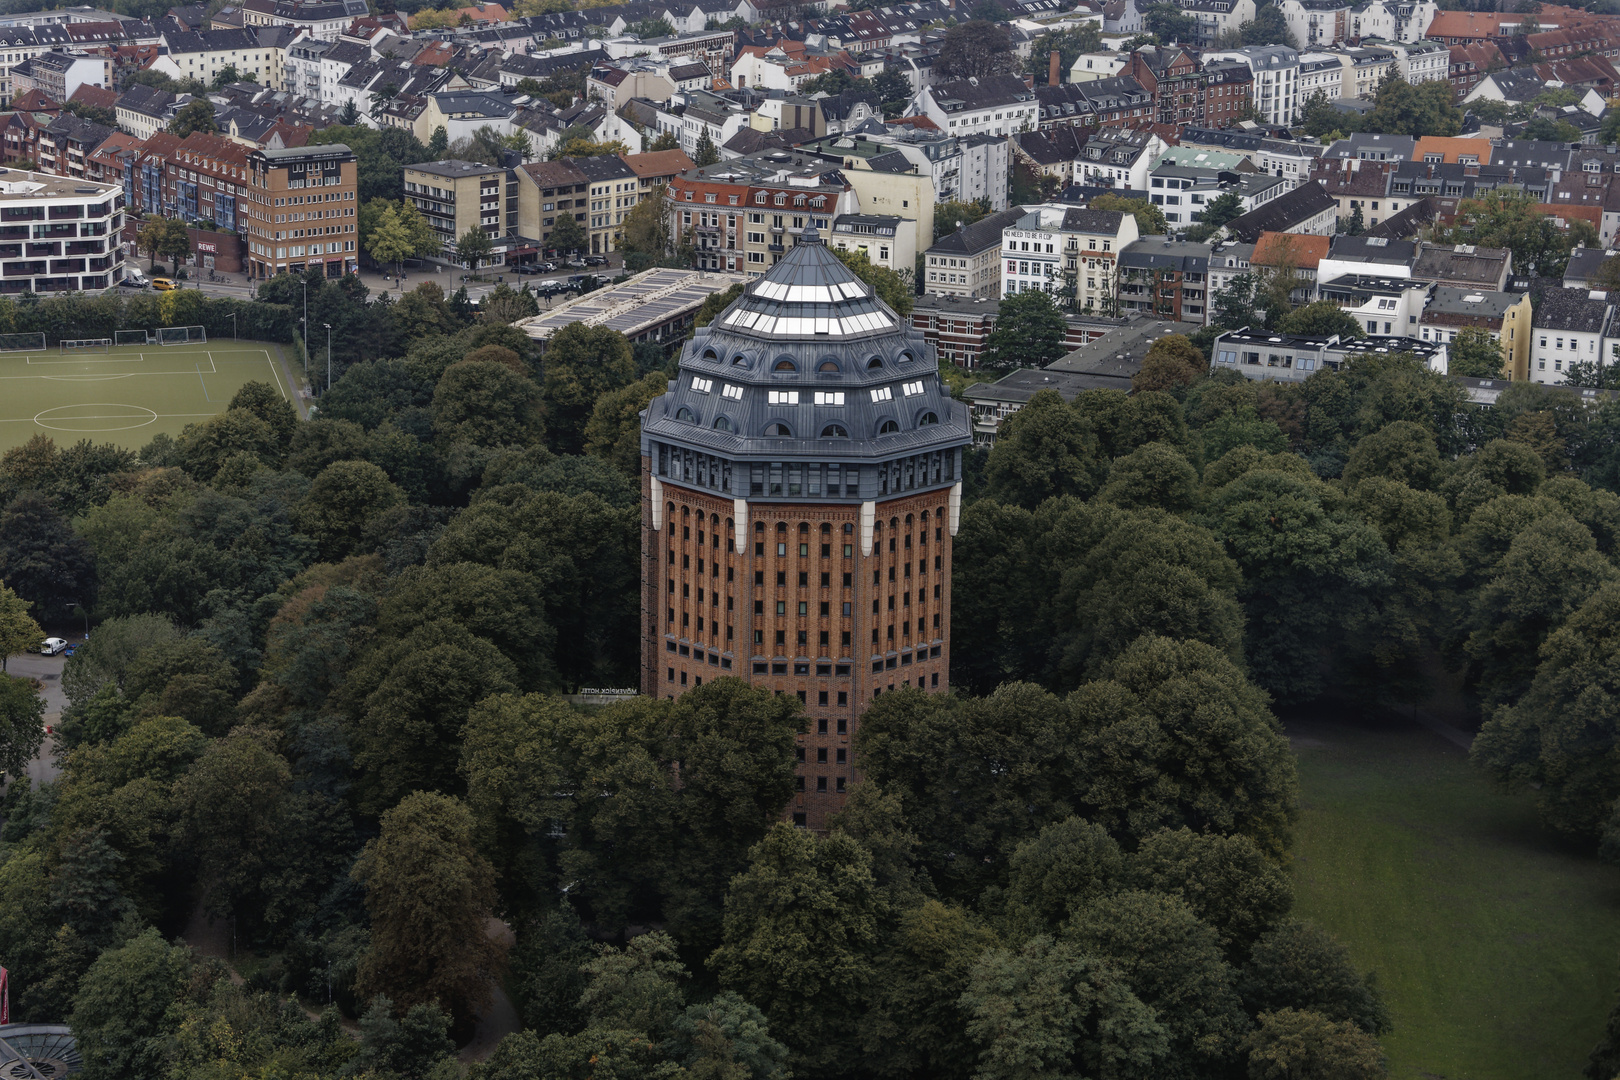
top-left (980, 289), bottom-right (1069, 372)
top-left (353, 790), bottom-right (502, 1034)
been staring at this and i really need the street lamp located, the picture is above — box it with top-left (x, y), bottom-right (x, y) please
top-left (324, 322), bottom-right (331, 393)
top-left (227, 311), bottom-right (236, 340)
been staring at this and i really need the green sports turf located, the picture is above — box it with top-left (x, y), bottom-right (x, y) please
top-left (0, 338), bottom-right (292, 453)
top-left (1289, 711), bottom-right (1620, 1080)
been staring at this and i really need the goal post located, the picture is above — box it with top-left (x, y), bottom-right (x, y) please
top-left (157, 325), bottom-right (207, 345)
top-left (0, 332), bottom-right (45, 353)
top-left (113, 329), bottom-right (151, 346)
top-left (60, 338), bottom-right (111, 353)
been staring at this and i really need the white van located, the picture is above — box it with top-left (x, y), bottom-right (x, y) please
top-left (40, 638), bottom-right (67, 655)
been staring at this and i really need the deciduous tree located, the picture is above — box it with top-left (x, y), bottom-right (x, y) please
top-left (936, 20), bottom-right (1016, 80)
top-left (979, 289), bottom-right (1069, 372)
top-left (353, 791), bottom-right (502, 1035)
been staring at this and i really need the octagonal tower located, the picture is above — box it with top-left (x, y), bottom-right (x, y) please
top-left (640, 228), bottom-right (973, 828)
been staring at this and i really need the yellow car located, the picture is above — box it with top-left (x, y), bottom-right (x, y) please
top-left (151, 277), bottom-right (176, 291)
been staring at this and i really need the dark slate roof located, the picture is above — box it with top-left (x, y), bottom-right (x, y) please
top-left (1410, 242), bottom-right (1510, 287)
top-left (1061, 207), bottom-right (1126, 233)
top-left (1329, 234), bottom-right (1417, 265)
top-left (1425, 286), bottom-right (1519, 320)
top-left (1364, 196), bottom-right (1439, 240)
top-left (643, 227), bottom-right (971, 476)
top-left (575, 153), bottom-right (636, 181)
top-left (1118, 236), bottom-right (1209, 273)
top-left (1221, 183), bottom-right (1337, 243)
top-left (929, 73), bottom-right (1034, 111)
top-left (926, 206), bottom-right (1023, 257)
top-left (1564, 246), bottom-right (1614, 287)
top-left (116, 82), bottom-right (175, 116)
top-left (1533, 285), bottom-right (1614, 334)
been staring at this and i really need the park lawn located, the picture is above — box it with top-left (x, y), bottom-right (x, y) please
top-left (1288, 712), bottom-right (1620, 1080)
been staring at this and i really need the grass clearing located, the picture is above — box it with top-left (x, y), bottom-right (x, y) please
top-left (1288, 710), bottom-right (1620, 1080)
top-left (0, 338), bottom-right (290, 453)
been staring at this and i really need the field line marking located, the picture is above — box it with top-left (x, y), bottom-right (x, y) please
top-left (196, 363), bottom-right (211, 402)
top-left (265, 349), bottom-right (288, 400)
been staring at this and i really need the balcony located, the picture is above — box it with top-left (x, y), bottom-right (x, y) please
top-left (3, 262), bottom-right (45, 276)
top-left (50, 258), bottom-right (85, 274)
top-left (26, 243), bottom-right (57, 257)
top-left (767, 242), bottom-right (785, 252)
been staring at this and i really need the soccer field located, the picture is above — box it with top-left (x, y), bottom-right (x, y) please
top-left (0, 338), bottom-right (293, 453)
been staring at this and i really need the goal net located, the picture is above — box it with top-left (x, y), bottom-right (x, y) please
top-left (0, 332), bottom-right (45, 353)
top-left (158, 325), bottom-right (207, 345)
top-left (60, 338), bottom-right (111, 353)
top-left (114, 329), bottom-right (152, 346)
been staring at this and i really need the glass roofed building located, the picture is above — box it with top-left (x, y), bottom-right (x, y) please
top-left (640, 227), bottom-right (972, 828)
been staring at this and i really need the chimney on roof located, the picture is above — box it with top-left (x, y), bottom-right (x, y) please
top-left (1049, 49), bottom-right (1060, 87)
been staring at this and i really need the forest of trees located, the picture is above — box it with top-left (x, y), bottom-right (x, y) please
top-left (7, 270), bottom-right (1620, 1078)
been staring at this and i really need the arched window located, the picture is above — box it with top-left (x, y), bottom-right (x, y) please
top-left (818, 359), bottom-right (840, 372)
top-left (755, 521), bottom-right (765, 533)
top-left (713, 415), bottom-right (733, 431)
top-left (675, 406), bottom-right (697, 422)
top-left (732, 354), bottom-right (750, 367)
top-left (878, 419), bottom-right (899, 434)
top-left (702, 347), bottom-right (718, 360)
top-left (821, 522), bottom-right (831, 533)
top-left (843, 522), bottom-right (854, 533)
top-left (898, 350), bottom-right (915, 363)
top-left (799, 522), bottom-right (810, 532)
top-left (774, 358), bottom-right (797, 371)
top-left (777, 522), bottom-right (788, 532)
top-left (918, 411), bottom-right (939, 426)
top-left (866, 356), bottom-right (883, 370)
top-left (821, 423), bottom-right (849, 437)
top-left (766, 421), bottom-right (792, 436)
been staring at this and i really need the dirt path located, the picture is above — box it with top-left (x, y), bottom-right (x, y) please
top-left (459, 919), bottom-right (520, 1063)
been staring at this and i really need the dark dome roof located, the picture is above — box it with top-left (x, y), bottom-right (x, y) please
top-left (641, 231), bottom-right (971, 491)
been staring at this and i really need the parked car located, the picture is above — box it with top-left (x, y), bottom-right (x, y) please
top-left (119, 275), bottom-right (147, 288)
top-left (151, 277), bottom-right (176, 291)
top-left (539, 261), bottom-right (557, 271)
top-left (39, 637), bottom-right (67, 655)
top-left (584, 255), bottom-right (607, 267)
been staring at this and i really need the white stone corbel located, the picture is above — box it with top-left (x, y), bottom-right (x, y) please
top-left (734, 498), bottom-right (748, 554)
top-left (650, 477), bottom-right (664, 531)
top-left (860, 500), bottom-right (875, 555)
top-left (948, 481), bottom-right (963, 537)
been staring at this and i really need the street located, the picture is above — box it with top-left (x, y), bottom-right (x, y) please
top-left (5, 650), bottom-right (67, 786)
top-left (120, 252), bottom-right (624, 311)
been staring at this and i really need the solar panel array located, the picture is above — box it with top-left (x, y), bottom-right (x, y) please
top-left (521, 269), bottom-right (748, 341)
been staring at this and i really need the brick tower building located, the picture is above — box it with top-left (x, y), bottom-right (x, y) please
top-left (640, 228), bottom-right (973, 828)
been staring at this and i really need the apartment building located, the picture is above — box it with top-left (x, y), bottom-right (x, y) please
top-left (1418, 286), bottom-right (1532, 379)
top-left (10, 50), bottom-right (106, 103)
top-left (924, 207), bottom-right (1024, 300)
top-left (404, 158), bottom-right (507, 262)
top-left (1204, 45), bottom-right (1299, 126)
top-left (0, 167), bottom-right (124, 292)
top-left (515, 158), bottom-right (588, 255)
top-left (1001, 204), bottom-right (1139, 316)
top-left (240, 0), bottom-right (368, 41)
top-left (1118, 236), bottom-right (1211, 324)
top-left (242, 141), bottom-right (356, 279)
top-left (668, 154), bottom-right (857, 277)
top-left (828, 212), bottom-right (913, 277)
top-left (578, 153), bottom-right (638, 255)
